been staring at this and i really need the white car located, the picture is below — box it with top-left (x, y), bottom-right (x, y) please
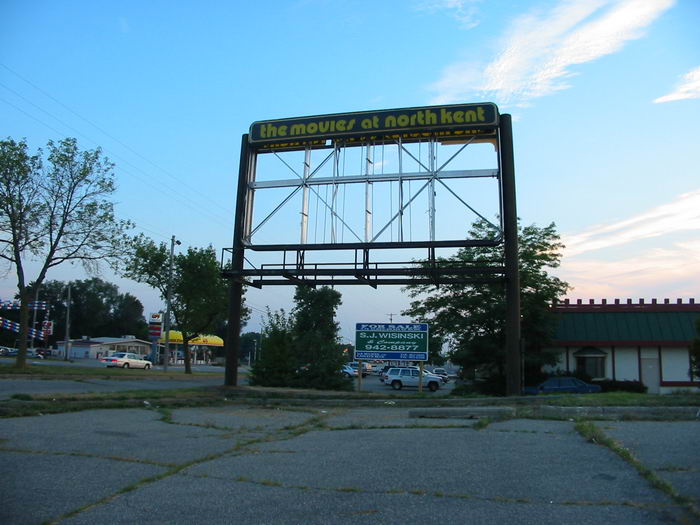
top-left (101, 352), bottom-right (152, 369)
top-left (341, 364), bottom-right (358, 378)
top-left (383, 367), bottom-right (442, 392)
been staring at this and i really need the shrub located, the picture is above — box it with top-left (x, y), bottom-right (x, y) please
top-left (592, 379), bottom-right (647, 393)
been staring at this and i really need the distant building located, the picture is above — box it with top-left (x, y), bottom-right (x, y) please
top-left (546, 298), bottom-right (700, 394)
top-left (56, 336), bottom-right (151, 360)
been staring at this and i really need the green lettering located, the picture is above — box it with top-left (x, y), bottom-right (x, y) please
top-left (440, 108), bottom-right (453, 124)
top-left (453, 111), bottom-right (464, 123)
top-left (384, 115), bottom-right (397, 128)
top-left (397, 114), bottom-right (409, 126)
top-left (336, 120), bottom-right (346, 131)
top-left (464, 110), bottom-right (477, 122)
top-left (278, 125), bottom-right (287, 137)
top-left (290, 124), bottom-right (306, 136)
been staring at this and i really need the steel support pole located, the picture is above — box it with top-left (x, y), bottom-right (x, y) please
top-left (300, 147), bottom-right (311, 244)
top-left (500, 114), bottom-right (521, 396)
top-left (225, 134), bottom-right (251, 386)
top-left (364, 144), bottom-right (373, 242)
top-left (500, 114), bottom-right (522, 396)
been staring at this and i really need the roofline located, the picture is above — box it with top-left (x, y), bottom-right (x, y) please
top-left (552, 298), bottom-right (699, 313)
top-left (553, 340), bottom-right (692, 347)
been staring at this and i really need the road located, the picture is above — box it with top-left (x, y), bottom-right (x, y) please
top-left (1, 358), bottom-right (454, 397)
top-left (1, 402), bottom-right (698, 524)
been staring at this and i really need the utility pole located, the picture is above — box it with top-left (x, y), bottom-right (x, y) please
top-left (30, 286), bottom-right (40, 352)
top-left (387, 313), bottom-right (397, 323)
top-left (63, 283), bottom-right (71, 361)
top-left (163, 235), bottom-right (180, 372)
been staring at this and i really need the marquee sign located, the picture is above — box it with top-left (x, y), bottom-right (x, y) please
top-left (250, 103), bottom-right (498, 147)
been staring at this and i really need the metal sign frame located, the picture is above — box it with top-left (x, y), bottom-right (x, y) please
top-left (222, 103), bottom-right (521, 396)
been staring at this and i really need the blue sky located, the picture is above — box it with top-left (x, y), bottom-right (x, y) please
top-left (1, 0), bottom-right (699, 343)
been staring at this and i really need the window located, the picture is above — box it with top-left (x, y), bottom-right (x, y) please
top-left (574, 347), bottom-right (606, 378)
top-left (400, 369), bottom-right (411, 377)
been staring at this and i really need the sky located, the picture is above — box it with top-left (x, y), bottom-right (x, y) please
top-left (1, 0), bottom-right (699, 344)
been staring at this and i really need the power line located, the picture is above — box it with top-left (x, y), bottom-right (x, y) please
top-left (0, 63), bottom-right (234, 216)
top-left (0, 93), bottom-right (233, 229)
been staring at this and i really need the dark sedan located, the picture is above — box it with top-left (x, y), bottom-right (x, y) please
top-left (523, 377), bottom-right (601, 395)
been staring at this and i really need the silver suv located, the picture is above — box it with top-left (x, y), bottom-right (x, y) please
top-left (384, 367), bottom-right (442, 392)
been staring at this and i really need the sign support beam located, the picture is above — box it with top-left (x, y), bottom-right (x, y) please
top-left (500, 114), bottom-right (522, 396)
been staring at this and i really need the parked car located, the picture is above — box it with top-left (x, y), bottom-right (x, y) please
top-left (348, 362), bottom-right (369, 377)
top-left (341, 364), bottom-right (358, 378)
top-left (430, 368), bottom-right (450, 383)
top-left (522, 377), bottom-right (601, 395)
top-left (100, 352), bottom-right (152, 369)
top-left (383, 367), bottom-right (442, 392)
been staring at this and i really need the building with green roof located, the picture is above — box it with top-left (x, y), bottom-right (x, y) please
top-left (547, 298), bottom-right (699, 394)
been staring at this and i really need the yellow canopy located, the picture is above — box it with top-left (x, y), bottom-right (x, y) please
top-left (159, 331), bottom-right (224, 346)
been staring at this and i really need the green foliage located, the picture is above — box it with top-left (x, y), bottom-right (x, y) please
top-left (291, 286), bottom-right (348, 389)
top-left (403, 219), bottom-right (569, 395)
top-left (592, 380), bottom-right (648, 393)
top-left (124, 237), bottom-right (242, 373)
top-left (0, 138), bottom-right (132, 367)
top-left (249, 310), bottom-right (297, 387)
top-left (249, 287), bottom-right (351, 391)
top-left (690, 318), bottom-right (700, 380)
top-left (427, 332), bottom-right (446, 366)
top-left (13, 278), bottom-right (148, 345)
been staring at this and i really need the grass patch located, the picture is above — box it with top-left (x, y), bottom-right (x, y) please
top-left (0, 362), bottom-right (224, 379)
top-left (473, 417), bottom-right (492, 430)
top-left (574, 420), bottom-right (700, 519)
top-left (0, 388), bottom-right (230, 418)
top-left (543, 392), bottom-right (700, 407)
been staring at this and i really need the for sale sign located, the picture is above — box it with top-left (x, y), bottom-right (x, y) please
top-left (354, 323), bottom-right (429, 361)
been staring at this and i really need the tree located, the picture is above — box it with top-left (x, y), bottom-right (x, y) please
top-left (17, 278), bottom-right (148, 347)
top-left (403, 219), bottom-right (570, 394)
top-left (239, 332), bottom-right (261, 362)
top-left (291, 286), bottom-right (347, 390)
top-left (691, 318), bottom-right (700, 380)
top-left (249, 309), bottom-right (297, 387)
top-left (249, 286), bottom-right (350, 390)
top-left (124, 237), bottom-right (244, 373)
top-left (427, 332), bottom-right (446, 366)
top-left (0, 138), bottom-right (132, 367)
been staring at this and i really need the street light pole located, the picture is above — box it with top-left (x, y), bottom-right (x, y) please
top-left (63, 283), bottom-right (71, 361)
top-left (163, 235), bottom-right (180, 372)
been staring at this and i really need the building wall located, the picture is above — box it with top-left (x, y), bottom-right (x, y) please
top-left (614, 349), bottom-right (639, 381)
top-left (546, 345), bottom-right (698, 393)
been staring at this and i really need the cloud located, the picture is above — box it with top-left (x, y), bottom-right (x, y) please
top-left (561, 189), bottom-right (700, 257)
top-left (653, 66), bottom-right (700, 103)
top-left (430, 0), bottom-right (675, 105)
top-left (557, 190), bottom-right (700, 299)
top-left (557, 240), bottom-right (700, 300)
top-left (416, 0), bottom-right (482, 29)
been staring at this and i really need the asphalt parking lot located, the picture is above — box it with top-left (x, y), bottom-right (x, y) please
top-left (1, 402), bottom-right (698, 524)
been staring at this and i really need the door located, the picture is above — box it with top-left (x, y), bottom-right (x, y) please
top-left (640, 358), bottom-right (660, 394)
